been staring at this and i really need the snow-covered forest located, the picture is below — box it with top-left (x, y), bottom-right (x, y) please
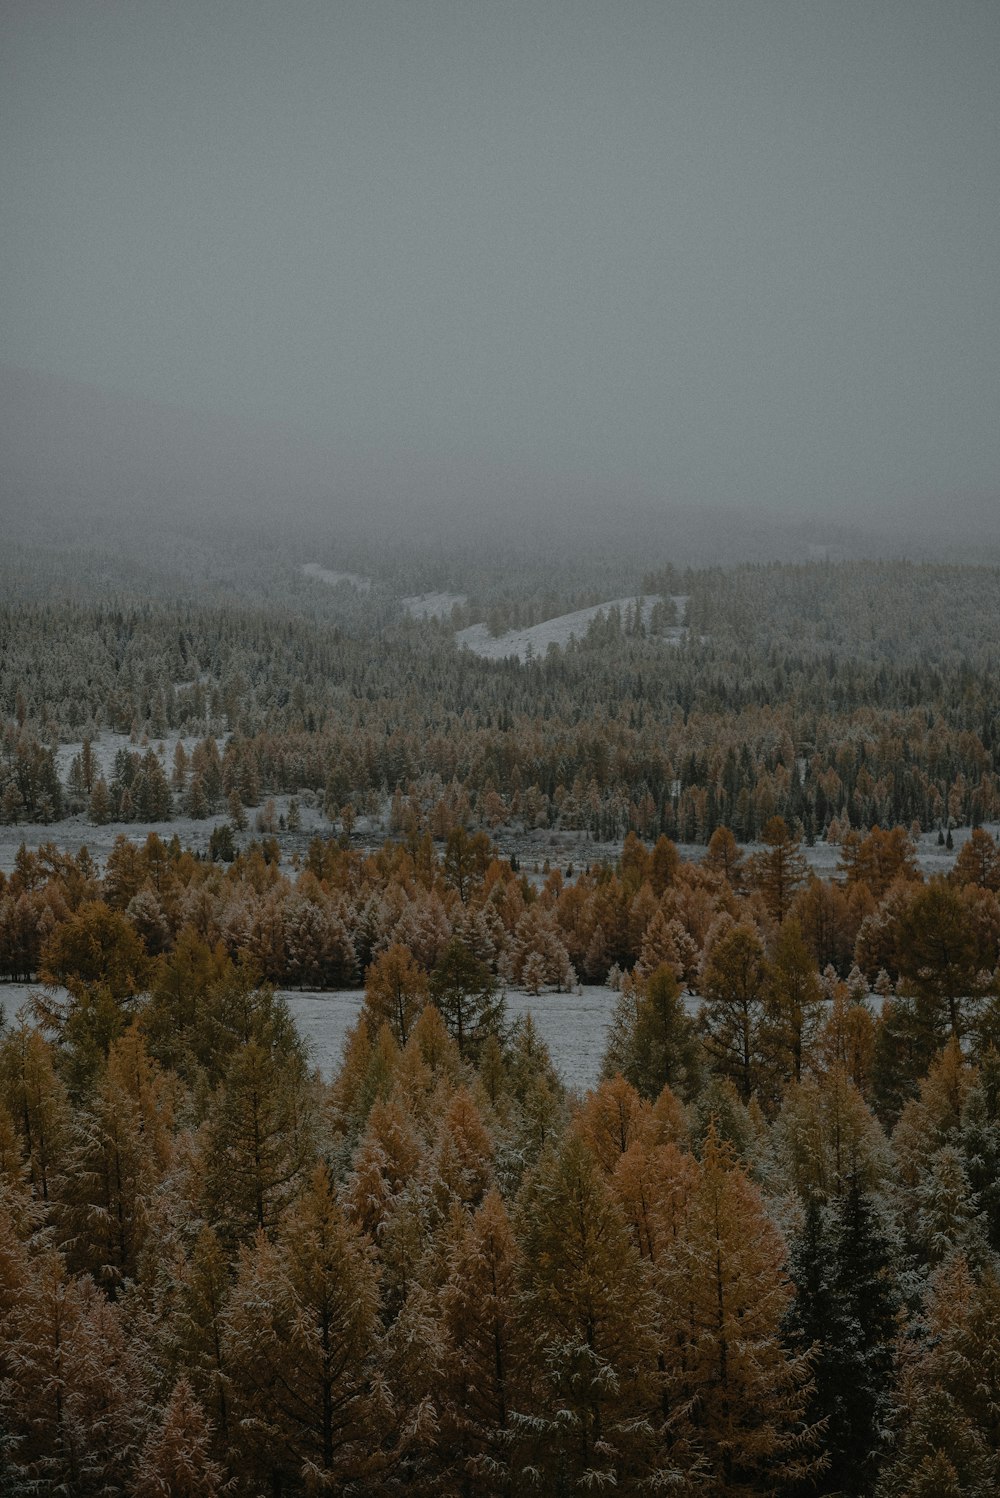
top-left (5, 554), bottom-right (1000, 849)
top-left (2, 537), bottom-right (1000, 1494)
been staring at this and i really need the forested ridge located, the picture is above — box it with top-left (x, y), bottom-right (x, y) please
top-left (2, 812), bottom-right (1000, 1492)
top-left (4, 560), bottom-right (1000, 842)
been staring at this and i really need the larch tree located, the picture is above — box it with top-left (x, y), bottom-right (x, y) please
top-left (166, 1225), bottom-right (233, 1451)
top-left (514, 1132), bottom-right (662, 1494)
top-left (3, 1251), bottom-right (151, 1493)
top-left (749, 816), bottom-right (808, 924)
top-left (703, 825), bottom-right (743, 885)
top-left (839, 825), bottom-right (920, 900)
top-left (425, 1086), bottom-right (495, 1215)
top-left (951, 825), bottom-right (1000, 891)
top-left (699, 922), bottom-right (770, 1103)
top-left (202, 1035), bottom-right (317, 1249)
top-left (429, 936), bottom-right (505, 1061)
top-left (573, 1073), bottom-right (655, 1177)
top-left (132, 1377), bottom-right (225, 1498)
top-left (223, 1165), bottom-right (384, 1493)
top-left (362, 942), bottom-right (429, 1047)
top-left (656, 1128), bottom-right (823, 1497)
top-left (957, 1054), bottom-right (1000, 1254)
top-left (891, 1041), bottom-right (983, 1263)
top-left (432, 1188), bottom-right (528, 1497)
top-left (765, 1066), bottom-right (889, 1205)
top-left (896, 880), bottom-right (981, 1049)
top-left (633, 961), bottom-right (702, 1098)
top-left (0, 1018), bottom-right (71, 1205)
top-left (57, 1030), bottom-right (175, 1290)
top-left (790, 875), bottom-right (857, 973)
top-left (878, 1254), bottom-right (1000, 1498)
top-left (39, 897), bottom-right (151, 1003)
top-left (345, 1095), bottom-right (424, 1242)
top-left (764, 917), bottom-right (826, 1090)
top-left (818, 977), bottom-right (877, 1094)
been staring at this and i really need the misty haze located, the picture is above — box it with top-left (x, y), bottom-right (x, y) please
top-left (2, 3), bottom-right (1000, 1495)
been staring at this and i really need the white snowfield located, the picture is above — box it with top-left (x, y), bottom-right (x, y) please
top-left (0, 982), bottom-right (888, 1093)
top-left (301, 562), bottom-right (372, 593)
top-left (400, 591), bottom-right (467, 620)
top-left (0, 982), bottom-right (618, 1092)
top-left (280, 985), bottom-right (620, 1090)
top-left (456, 595), bottom-right (686, 663)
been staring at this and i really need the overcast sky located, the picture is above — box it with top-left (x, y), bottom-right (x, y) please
top-left (3, 0), bottom-right (999, 521)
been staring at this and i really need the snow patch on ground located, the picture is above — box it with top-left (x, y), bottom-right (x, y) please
top-left (281, 981), bottom-right (895, 1088)
top-left (280, 985), bottom-right (619, 1091)
top-left (0, 983), bottom-right (68, 1026)
top-left (0, 791), bottom-right (339, 875)
top-left (456, 596), bottom-right (683, 663)
top-left (280, 990), bottom-right (366, 1078)
top-left (0, 980), bottom-right (889, 1089)
top-left (0, 981), bottom-right (618, 1092)
top-left (401, 592), bottom-right (467, 620)
top-left (505, 986), bottom-right (617, 1090)
top-left (52, 732), bottom-right (219, 786)
top-left (301, 562), bottom-right (371, 593)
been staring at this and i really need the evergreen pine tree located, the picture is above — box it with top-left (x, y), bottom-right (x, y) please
top-left (429, 937), bottom-right (505, 1061)
top-left (828, 1178), bottom-right (902, 1495)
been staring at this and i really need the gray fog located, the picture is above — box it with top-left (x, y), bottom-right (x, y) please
top-left (2, 1), bottom-right (999, 536)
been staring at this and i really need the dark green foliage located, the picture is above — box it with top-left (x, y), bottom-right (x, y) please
top-left (960, 1052), bottom-right (1000, 1254)
top-left (602, 963), bottom-right (701, 1100)
top-left (786, 1191), bottom-right (901, 1497)
top-left (831, 1181), bottom-right (902, 1494)
top-left (429, 936), bottom-right (506, 1060)
top-left (207, 822), bottom-right (235, 862)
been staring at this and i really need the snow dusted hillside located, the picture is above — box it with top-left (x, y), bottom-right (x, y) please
top-left (456, 595), bottom-right (686, 663)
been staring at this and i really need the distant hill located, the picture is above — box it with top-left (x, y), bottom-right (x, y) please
top-left (2, 363), bottom-right (997, 565)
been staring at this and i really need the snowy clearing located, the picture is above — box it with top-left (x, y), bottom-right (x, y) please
top-left (4, 804), bottom-right (991, 881)
top-left (456, 595), bottom-right (685, 662)
top-left (281, 982), bottom-right (887, 1089)
top-left (0, 983), bottom-right (70, 1028)
top-left (301, 562), bottom-right (372, 593)
top-left (400, 591), bottom-right (467, 620)
top-left (0, 982), bottom-right (619, 1092)
top-left (505, 986), bottom-right (617, 1090)
top-left (280, 990), bottom-right (366, 1077)
top-left (52, 732), bottom-right (222, 787)
top-left (0, 981), bottom-right (890, 1090)
top-left (281, 985), bottom-right (619, 1091)
top-left (0, 789), bottom-right (342, 875)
